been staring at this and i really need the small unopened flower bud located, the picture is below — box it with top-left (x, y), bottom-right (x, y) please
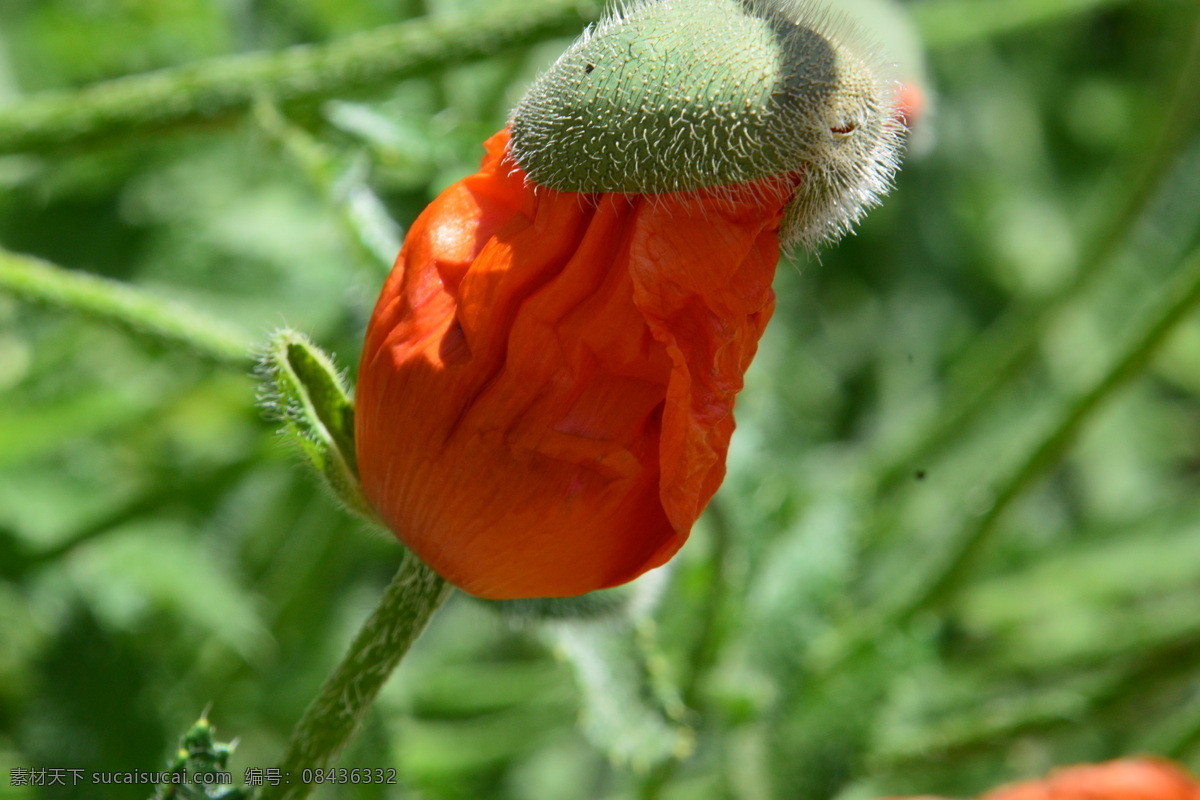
top-left (257, 330), bottom-right (372, 520)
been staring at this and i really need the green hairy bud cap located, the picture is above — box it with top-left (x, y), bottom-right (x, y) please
top-left (509, 0), bottom-right (904, 248)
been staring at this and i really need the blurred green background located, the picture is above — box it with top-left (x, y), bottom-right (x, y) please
top-left (2, 0), bottom-right (1200, 798)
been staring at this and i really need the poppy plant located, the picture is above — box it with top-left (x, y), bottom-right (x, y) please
top-left (355, 0), bottom-right (904, 598)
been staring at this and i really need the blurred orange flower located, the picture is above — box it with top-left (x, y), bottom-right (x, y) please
top-left (355, 129), bottom-right (798, 599)
top-left (886, 759), bottom-right (1200, 800)
top-left (982, 760), bottom-right (1200, 800)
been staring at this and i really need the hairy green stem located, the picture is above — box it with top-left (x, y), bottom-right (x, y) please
top-left (0, 248), bottom-right (255, 366)
top-left (0, 0), bottom-right (599, 155)
top-left (259, 551), bottom-right (451, 800)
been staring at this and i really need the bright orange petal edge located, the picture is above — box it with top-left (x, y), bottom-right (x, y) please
top-left (355, 129), bottom-right (798, 599)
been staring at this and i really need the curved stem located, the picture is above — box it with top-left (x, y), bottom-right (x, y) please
top-left (0, 247), bottom-right (255, 366)
top-left (868, 4), bottom-right (1200, 502)
top-left (872, 628), bottom-right (1200, 771)
top-left (680, 497), bottom-right (734, 709)
top-left (258, 551), bottom-right (451, 800)
top-left (0, 0), bottom-right (599, 155)
top-left (636, 498), bottom-right (735, 800)
top-left (819, 242), bottom-right (1200, 673)
top-left (910, 243), bottom-right (1200, 615)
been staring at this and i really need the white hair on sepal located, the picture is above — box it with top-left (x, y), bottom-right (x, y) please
top-left (780, 75), bottom-right (906, 249)
top-left (748, 0), bottom-right (906, 247)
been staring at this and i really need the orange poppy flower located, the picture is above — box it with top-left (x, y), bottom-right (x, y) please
top-left (884, 759), bottom-right (1200, 800)
top-left (354, 0), bottom-right (907, 599)
top-left (355, 128), bottom-right (798, 598)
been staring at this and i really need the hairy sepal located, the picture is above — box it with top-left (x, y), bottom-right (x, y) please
top-left (509, 0), bottom-right (904, 248)
top-left (256, 329), bottom-right (375, 521)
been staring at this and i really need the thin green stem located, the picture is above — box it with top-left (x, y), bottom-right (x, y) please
top-left (253, 100), bottom-right (399, 276)
top-left (0, 0), bottom-right (599, 155)
top-left (258, 551), bottom-right (451, 800)
top-left (819, 242), bottom-right (1200, 673)
top-left (910, 242), bottom-right (1200, 615)
top-left (0, 0), bottom-right (1138, 158)
top-left (872, 629), bottom-right (1200, 771)
top-left (681, 497), bottom-right (735, 710)
top-left (869, 4), bottom-right (1200, 502)
top-left (0, 248), bottom-right (255, 366)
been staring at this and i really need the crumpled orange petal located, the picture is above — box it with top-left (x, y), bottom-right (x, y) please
top-left (355, 129), bottom-right (797, 599)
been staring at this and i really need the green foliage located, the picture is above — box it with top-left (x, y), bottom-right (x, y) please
top-left (2, 0), bottom-right (1200, 799)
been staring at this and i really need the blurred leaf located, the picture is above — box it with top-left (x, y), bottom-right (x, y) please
top-left (64, 521), bottom-right (270, 662)
top-left (404, 660), bottom-right (571, 719)
top-left (549, 621), bottom-right (692, 774)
